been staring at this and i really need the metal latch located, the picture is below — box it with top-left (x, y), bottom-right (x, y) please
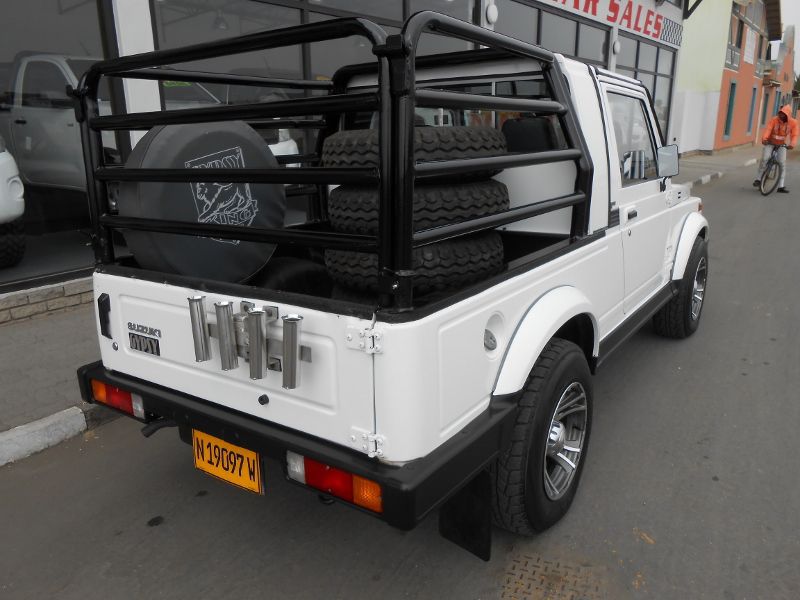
top-left (345, 327), bottom-right (383, 354)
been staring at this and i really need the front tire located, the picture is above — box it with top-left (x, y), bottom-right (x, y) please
top-left (760, 161), bottom-right (781, 196)
top-left (653, 235), bottom-right (708, 338)
top-left (491, 338), bottom-right (593, 535)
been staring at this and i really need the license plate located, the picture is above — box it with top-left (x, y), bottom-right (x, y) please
top-left (192, 429), bottom-right (263, 494)
top-left (129, 332), bottom-right (160, 356)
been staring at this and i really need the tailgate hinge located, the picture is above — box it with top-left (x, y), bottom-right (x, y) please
top-left (345, 327), bottom-right (383, 354)
top-left (350, 428), bottom-right (386, 458)
top-left (366, 433), bottom-right (385, 458)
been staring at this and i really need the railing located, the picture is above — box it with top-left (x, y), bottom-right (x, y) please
top-left (74, 12), bottom-right (593, 310)
top-left (725, 44), bottom-right (741, 70)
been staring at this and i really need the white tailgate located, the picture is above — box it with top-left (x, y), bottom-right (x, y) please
top-left (93, 272), bottom-right (375, 453)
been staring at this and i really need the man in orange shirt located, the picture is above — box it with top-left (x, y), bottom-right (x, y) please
top-left (753, 105), bottom-right (798, 193)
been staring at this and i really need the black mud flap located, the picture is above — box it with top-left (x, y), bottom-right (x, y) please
top-left (438, 470), bottom-right (492, 561)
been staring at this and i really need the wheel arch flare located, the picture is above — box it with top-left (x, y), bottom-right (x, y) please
top-left (493, 286), bottom-right (598, 396)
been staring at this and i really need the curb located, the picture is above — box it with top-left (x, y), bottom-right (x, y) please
top-left (0, 403), bottom-right (118, 467)
top-left (683, 158), bottom-right (758, 191)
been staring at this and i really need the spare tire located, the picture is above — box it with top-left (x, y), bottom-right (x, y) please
top-left (321, 126), bottom-right (506, 177)
top-left (328, 180), bottom-right (509, 236)
top-left (118, 121), bottom-right (286, 283)
top-left (325, 231), bottom-right (504, 295)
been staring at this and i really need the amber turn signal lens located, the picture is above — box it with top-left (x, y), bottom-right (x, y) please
top-left (91, 379), bottom-right (107, 403)
top-left (352, 474), bottom-right (383, 513)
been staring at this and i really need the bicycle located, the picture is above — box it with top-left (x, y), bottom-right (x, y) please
top-left (759, 144), bottom-right (787, 196)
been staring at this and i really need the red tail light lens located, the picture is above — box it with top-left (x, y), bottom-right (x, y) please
top-left (304, 458), bottom-right (354, 502)
top-left (286, 451), bottom-right (383, 513)
top-left (90, 379), bottom-right (144, 418)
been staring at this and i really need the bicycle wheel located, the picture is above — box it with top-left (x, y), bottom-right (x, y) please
top-left (760, 160), bottom-right (781, 195)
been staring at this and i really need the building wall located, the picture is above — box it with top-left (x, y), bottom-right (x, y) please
top-left (773, 26), bottom-right (795, 113)
top-left (671, 0), bottom-right (730, 153)
top-left (757, 25), bottom-right (795, 141)
top-left (714, 64), bottom-right (763, 149)
top-left (713, 4), bottom-right (772, 150)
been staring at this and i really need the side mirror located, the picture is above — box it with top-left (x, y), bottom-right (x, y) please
top-left (657, 144), bottom-right (679, 178)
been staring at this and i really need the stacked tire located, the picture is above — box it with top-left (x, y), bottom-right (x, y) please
top-left (321, 126), bottom-right (509, 297)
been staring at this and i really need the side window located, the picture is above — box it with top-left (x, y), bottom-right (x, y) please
top-left (22, 62), bottom-right (69, 107)
top-left (607, 93), bottom-right (658, 186)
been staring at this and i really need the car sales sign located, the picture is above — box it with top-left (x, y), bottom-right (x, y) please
top-left (544, 0), bottom-right (684, 49)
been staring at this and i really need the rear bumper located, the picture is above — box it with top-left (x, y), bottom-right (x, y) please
top-left (77, 361), bottom-right (518, 530)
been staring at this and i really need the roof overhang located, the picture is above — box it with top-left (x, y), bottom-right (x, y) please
top-left (764, 0), bottom-right (782, 41)
top-left (683, 0), bottom-right (704, 20)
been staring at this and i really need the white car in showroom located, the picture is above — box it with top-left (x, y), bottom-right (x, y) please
top-left (0, 133), bottom-right (25, 268)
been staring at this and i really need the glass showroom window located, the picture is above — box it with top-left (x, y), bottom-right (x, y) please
top-left (496, 2), bottom-right (608, 66)
top-left (0, 0), bottom-right (107, 288)
top-left (410, 0), bottom-right (476, 55)
top-left (494, 0), bottom-right (539, 44)
top-left (152, 1), bottom-right (304, 146)
top-left (616, 35), bottom-right (675, 138)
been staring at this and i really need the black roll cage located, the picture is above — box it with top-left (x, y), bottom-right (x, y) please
top-left (73, 11), bottom-right (593, 311)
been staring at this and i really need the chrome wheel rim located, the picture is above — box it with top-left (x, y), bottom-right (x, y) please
top-left (691, 256), bottom-right (707, 321)
top-left (543, 382), bottom-right (588, 501)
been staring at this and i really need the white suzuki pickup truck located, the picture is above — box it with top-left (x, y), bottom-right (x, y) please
top-left (75, 12), bottom-right (707, 560)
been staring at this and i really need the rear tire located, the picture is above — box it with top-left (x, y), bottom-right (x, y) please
top-left (0, 217), bottom-right (26, 268)
top-left (653, 235), bottom-right (708, 338)
top-left (760, 160), bottom-right (781, 196)
top-left (491, 338), bottom-right (593, 534)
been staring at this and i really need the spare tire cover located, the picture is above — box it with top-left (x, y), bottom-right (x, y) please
top-left (118, 121), bottom-right (286, 283)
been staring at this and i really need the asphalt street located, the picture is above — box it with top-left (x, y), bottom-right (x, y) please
top-left (1, 156), bottom-right (799, 599)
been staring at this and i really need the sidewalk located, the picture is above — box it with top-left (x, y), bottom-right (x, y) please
top-left (673, 144), bottom-right (762, 189)
top-left (0, 144), bottom-right (769, 467)
top-left (0, 303), bottom-right (113, 466)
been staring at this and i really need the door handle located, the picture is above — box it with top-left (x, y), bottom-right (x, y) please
top-left (13, 118), bottom-right (26, 125)
top-left (627, 209), bottom-right (638, 220)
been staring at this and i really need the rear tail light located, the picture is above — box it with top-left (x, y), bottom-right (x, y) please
top-left (286, 451), bottom-right (383, 513)
top-left (90, 379), bottom-right (145, 419)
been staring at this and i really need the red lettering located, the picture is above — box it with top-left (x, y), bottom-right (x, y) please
top-left (583, 0), bottom-right (600, 16)
top-left (643, 10), bottom-right (654, 36)
top-left (633, 6), bottom-right (643, 32)
top-left (620, 1), bottom-right (634, 29)
top-left (573, 0), bottom-right (581, 9)
top-left (607, 0), bottom-right (620, 23)
top-left (653, 14), bottom-right (663, 39)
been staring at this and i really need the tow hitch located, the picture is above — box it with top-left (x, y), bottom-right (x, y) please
top-left (141, 419), bottom-right (177, 438)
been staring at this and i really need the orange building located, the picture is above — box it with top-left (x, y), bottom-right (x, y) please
top-left (713, 0), bottom-right (786, 150)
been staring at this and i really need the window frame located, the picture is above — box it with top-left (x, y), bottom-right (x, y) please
top-left (20, 60), bottom-right (70, 107)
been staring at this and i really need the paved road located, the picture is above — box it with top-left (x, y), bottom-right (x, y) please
top-left (1, 158), bottom-right (799, 599)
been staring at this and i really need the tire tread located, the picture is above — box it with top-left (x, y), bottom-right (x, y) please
top-left (491, 338), bottom-right (578, 535)
top-left (325, 232), bottom-right (504, 295)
